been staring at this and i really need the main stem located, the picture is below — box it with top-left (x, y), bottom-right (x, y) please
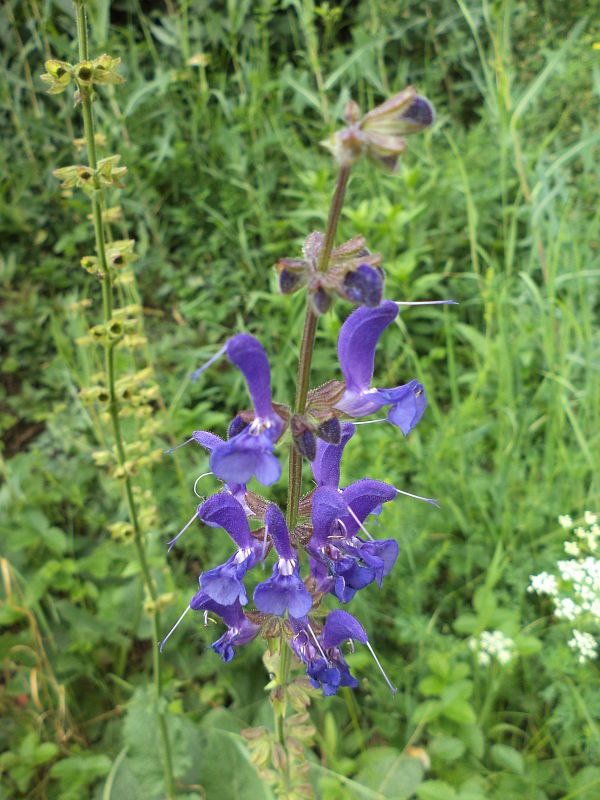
top-left (286, 163), bottom-right (351, 532)
top-left (278, 162), bottom-right (351, 743)
top-left (74, 4), bottom-right (176, 797)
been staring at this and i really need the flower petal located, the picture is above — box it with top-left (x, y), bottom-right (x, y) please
top-left (312, 423), bottom-right (355, 488)
top-left (322, 609), bottom-right (368, 648)
top-left (337, 301), bottom-right (398, 393)
top-left (226, 334), bottom-right (273, 420)
top-left (340, 479), bottom-right (397, 534)
top-left (197, 492), bottom-right (252, 549)
top-left (311, 486), bottom-right (348, 544)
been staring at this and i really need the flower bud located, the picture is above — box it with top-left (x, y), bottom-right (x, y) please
top-left (291, 415), bottom-right (317, 461)
top-left (41, 60), bottom-right (73, 94)
top-left (92, 54), bottom-right (124, 85)
top-left (74, 60), bottom-right (94, 86)
top-left (342, 264), bottom-right (384, 307)
top-left (275, 259), bottom-right (307, 295)
top-left (316, 416), bottom-right (341, 444)
top-left (311, 287), bottom-right (331, 315)
top-left (322, 87), bottom-right (435, 170)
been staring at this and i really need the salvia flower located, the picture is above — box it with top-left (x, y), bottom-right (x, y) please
top-left (169, 334), bottom-right (284, 486)
top-left (309, 482), bottom-right (399, 603)
top-left (290, 610), bottom-right (396, 696)
top-left (169, 493), bottom-right (263, 606)
top-left (334, 301), bottom-right (426, 434)
top-left (253, 504), bottom-right (313, 618)
top-left (160, 590), bottom-right (260, 661)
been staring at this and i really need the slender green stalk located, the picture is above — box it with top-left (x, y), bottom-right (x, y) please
top-left (279, 162), bottom-right (352, 748)
top-left (73, 3), bottom-right (176, 797)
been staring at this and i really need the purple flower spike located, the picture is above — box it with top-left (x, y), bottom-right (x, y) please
top-left (334, 301), bottom-right (427, 435)
top-left (311, 423), bottom-right (355, 488)
top-left (197, 493), bottom-right (261, 605)
top-left (253, 505), bottom-right (313, 618)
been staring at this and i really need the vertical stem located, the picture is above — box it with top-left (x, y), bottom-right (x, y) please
top-left (279, 162), bottom-right (351, 745)
top-left (73, 3), bottom-right (176, 797)
top-left (285, 163), bottom-right (351, 531)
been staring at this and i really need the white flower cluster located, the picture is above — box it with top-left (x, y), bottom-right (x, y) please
top-left (528, 511), bottom-right (600, 664)
top-left (568, 629), bottom-right (598, 663)
top-left (468, 630), bottom-right (514, 666)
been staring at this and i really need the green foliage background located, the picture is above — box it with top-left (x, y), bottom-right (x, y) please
top-left (1, 1), bottom-right (599, 798)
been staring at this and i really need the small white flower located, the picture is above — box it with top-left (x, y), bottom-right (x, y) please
top-left (567, 629), bottom-right (598, 663)
top-left (564, 541), bottom-right (580, 556)
top-left (553, 596), bottom-right (582, 621)
top-left (559, 514), bottom-right (573, 529)
top-left (575, 526), bottom-right (586, 539)
top-left (584, 511), bottom-right (598, 526)
top-left (528, 572), bottom-right (558, 596)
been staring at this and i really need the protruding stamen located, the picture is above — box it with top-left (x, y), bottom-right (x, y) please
top-left (160, 605), bottom-right (191, 653)
top-left (167, 511), bottom-right (198, 553)
top-left (333, 517), bottom-right (348, 538)
top-left (191, 344), bottom-right (227, 382)
top-left (393, 299), bottom-right (458, 306)
top-left (353, 418), bottom-right (390, 426)
top-left (395, 488), bottom-right (440, 508)
top-left (307, 622), bottom-right (328, 662)
top-left (347, 506), bottom-right (374, 541)
top-left (165, 437), bottom-right (194, 454)
top-left (193, 472), bottom-right (212, 499)
top-left (365, 640), bottom-right (397, 697)
top-left (203, 611), bottom-right (218, 627)
top-left (261, 525), bottom-right (269, 569)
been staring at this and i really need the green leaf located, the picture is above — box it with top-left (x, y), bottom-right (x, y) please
top-left (490, 744), bottom-right (524, 775)
top-left (429, 735), bottom-right (466, 763)
top-left (354, 749), bottom-right (424, 799)
top-left (416, 780), bottom-right (457, 800)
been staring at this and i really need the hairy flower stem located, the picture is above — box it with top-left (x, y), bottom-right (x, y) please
top-left (74, 3), bottom-right (176, 797)
top-left (286, 163), bottom-right (351, 532)
top-left (279, 163), bottom-right (352, 746)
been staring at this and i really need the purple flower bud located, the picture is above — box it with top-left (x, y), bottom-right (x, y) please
top-left (316, 416), bottom-right (342, 445)
top-left (342, 264), bottom-right (384, 307)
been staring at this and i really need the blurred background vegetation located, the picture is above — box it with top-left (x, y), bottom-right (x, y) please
top-left (1, 1), bottom-right (599, 798)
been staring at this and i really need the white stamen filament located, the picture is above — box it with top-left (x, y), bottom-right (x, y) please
top-left (193, 472), bottom-right (212, 498)
top-left (165, 437), bottom-right (194, 454)
top-left (334, 518), bottom-right (348, 537)
top-left (160, 605), bottom-right (191, 652)
top-left (278, 558), bottom-right (296, 576)
top-left (261, 525), bottom-right (269, 569)
top-left (167, 511), bottom-right (197, 552)
top-left (353, 418), bottom-right (390, 426)
top-left (203, 611), bottom-right (218, 627)
top-left (306, 622), bottom-right (328, 662)
top-left (234, 547), bottom-right (252, 564)
top-left (347, 506), bottom-right (374, 541)
top-left (365, 641), bottom-right (397, 697)
top-left (395, 488), bottom-right (440, 508)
